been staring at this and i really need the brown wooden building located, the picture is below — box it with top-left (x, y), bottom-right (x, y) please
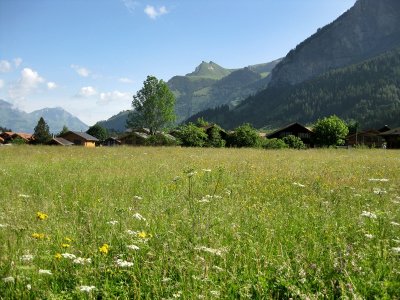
top-left (60, 131), bottom-right (98, 147)
top-left (266, 122), bottom-right (314, 147)
top-left (380, 127), bottom-right (400, 149)
top-left (345, 130), bottom-right (384, 148)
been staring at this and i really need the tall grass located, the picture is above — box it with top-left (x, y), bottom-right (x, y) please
top-left (0, 146), bottom-right (399, 299)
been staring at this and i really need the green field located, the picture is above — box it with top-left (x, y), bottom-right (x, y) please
top-left (1, 146), bottom-right (399, 299)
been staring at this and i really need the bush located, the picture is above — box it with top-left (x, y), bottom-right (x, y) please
top-left (313, 115), bottom-right (349, 147)
top-left (263, 138), bottom-right (289, 149)
top-left (145, 133), bottom-right (180, 146)
top-left (177, 123), bottom-right (208, 147)
top-left (206, 125), bottom-right (226, 148)
top-left (282, 135), bottom-right (306, 149)
top-left (229, 123), bottom-right (262, 148)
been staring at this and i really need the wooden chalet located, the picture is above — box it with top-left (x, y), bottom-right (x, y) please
top-left (266, 122), bottom-right (314, 146)
top-left (345, 130), bottom-right (384, 148)
top-left (202, 124), bottom-right (228, 140)
top-left (60, 131), bottom-right (98, 147)
top-left (0, 132), bottom-right (34, 144)
top-left (119, 131), bottom-right (149, 146)
top-left (48, 137), bottom-right (74, 146)
top-left (380, 127), bottom-right (400, 149)
top-left (103, 137), bottom-right (122, 147)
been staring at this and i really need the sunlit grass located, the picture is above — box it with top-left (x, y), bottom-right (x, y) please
top-left (0, 146), bottom-right (399, 299)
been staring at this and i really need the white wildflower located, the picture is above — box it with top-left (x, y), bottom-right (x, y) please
top-left (18, 194), bottom-right (30, 198)
top-left (360, 211), bottom-right (377, 219)
top-left (126, 230), bottom-right (139, 235)
top-left (2, 276), bottom-right (15, 283)
top-left (0, 223), bottom-right (9, 228)
top-left (354, 194), bottom-right (362, 197)
top-left (116, 259), bottom-right (134, 267)
top-left (20, 254), bottom-right (34, 262)
top-left (79, 285), bottom-right (96, 293)
top-left (373, 188), bottom-right (387, 195)
top-left (107, 220), bottom-right (118, 225)
top-left (210, 290), bottom-right (220, 297)
top-left (368, 178), bottom-right (389, 182)
top-left (133, 213), bottom-right (146, 221)
top-left (212, 265), bottom-right (224, 272)
top-left (133, 195), bottom-right (143, 200)
top-left (162, 277), bottom-right (171, 282)
top-left (127, 244), bottom-right (140, 250)
top-left (187, 171), bottom-right (197, 178)
top-left (38, 269), bottom-right (52, 275)
top-left (390, 221), bottom-right (400, 226)
top-left (195, 246), bottom-right (227, 256)
top-left (202, 169), bottom-right (212, 172)
top-left (293, 182), bottom-right (305, 188)
top-left (172, 291), bottom-right (182, 298)
top-left (173, 176), bottom-right (180, 182)
top-left (61, 253), bottom-right (77, 259)
top-left (73, 257), bottom-right (92, 265)
top-left (391, 247), bottom-right (400, 254)
top-left (26, 284), bottom-right (32, 290)
top-left (365, 234), bottom-right (374, 239)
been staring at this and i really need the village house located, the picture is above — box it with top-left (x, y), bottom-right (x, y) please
top-left (266, 122), bottom-right (314, 147)
top-left (102, 137), bottom-right (122, 147)
top-left (345, 130), bottom-right (385, 148)
top-left (47, 137), bottom-right (75, 146)
top-left (380, 127), bottom-right (400, 149)
top-left (119, 131), bottom-right (149, 146)
top-left (0, 132), bottom-right (34, 144)
top-left (60, 131), bottom-right (98, 147)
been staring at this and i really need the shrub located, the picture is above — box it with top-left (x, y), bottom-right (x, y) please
top-left (206, 125), bottom-right (226, 148)
top-left (229, 123), bottom-right (262, 148)
top-left (177, 123), bottom-right (208, 147)
top-left (282, 135), bottom-right (306, 149)
top-left (313, 115), bottom-right (349, 147)
top-left (145, 133), bottom-right (180, 146)
top-left (263, 138), bottom-right (289, 149)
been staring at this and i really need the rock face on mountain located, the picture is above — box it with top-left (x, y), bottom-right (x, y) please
top-left (269, 0), bottom-right (400, 87)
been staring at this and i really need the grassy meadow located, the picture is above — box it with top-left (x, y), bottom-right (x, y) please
top-left (0, 146), bottom-right (399, 299)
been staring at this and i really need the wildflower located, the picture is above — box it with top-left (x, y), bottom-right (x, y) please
top-left (202, 169), bottom-right (212, 172)
top-left (107, 220), bottom-right (118, 225)
top-left (360, 211), bottom-right (377, 219)
top-left (20, 254), bottom-right (34, 262)
top-left (38, 269), bottom-right (52, 275)
top-left (126, 230), bottom-right (138, 235)
top-left (173, 176), bottom-right (180, 182)
top-left (31, 233), bottom-right (46, 239)
top-left (162, 277), bottom-right (171, 282)
top-left (54, 253), bottom-right (62, 259)
top-left (187, 171), bottom-right (197, 178)
top-left (373, 188), bottom-right (387, 195)
top-left (26, 284), bottom-right (32, 290)
top-left (18, 194), bottom-right (30, 198)
top-left (73, 257), bottom-right (92, 265)
top-left (99, 244), bottom-right (109, 254)
top-left (133, 195), bottom-right (143, 200)
top-left (210, 290), bottom-right (220, 297)
top-left (36, 212), bottom-right (48, 220)
top-left (64, 237), bottom-right (73, 242)
top-left (293, 182), bottom-right (306, 187)
top-left (212, 265), bottom-right (224, 272)
top-left (127, 244), bottom-right (140, 250)
top-left (61, 243), bottom-right (70, 248)
top-left (365, 234), bottom-right (374, 239)
top-left (2, 276), bottom-right (15, 283)
top-left (137, 231), bottom-right (152, 239)
top-left (391, 247), bottom-right (400, 254)
top-left (79, 285), bottom-right (96, 293)
top-left (368, 178), bottom-right (389, 182)
top-left (390, 221), bottom-right (400, 226)
top-left (172, 291), bottom-right (182, 298)
top-left (61, 253), bottom-right (77, 259)
top-left (0, 223), bottom-right (9, 228)
top-left (116, 259), bottom-right (134, 267)
top-left (195, 246), bottom-right (226, 256)
top-left (133, 213), bottom-right (146, 221)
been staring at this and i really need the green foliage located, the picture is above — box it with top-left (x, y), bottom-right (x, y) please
top-left (10, 137), bottom-right (26, 145)
top-left (313, 115), bottom-right (349, 146)
top-left (262, 138), bottom-right (289, 149)
top-left (196, 118), bottom-right (209, 127)
top-left (0, 126), bottom-right (11, 132)
top-left (58, 125), bottom-right (69, 137)
top-left (145, 133), bottom-right (180, 147)
top-left (229, 123), bottom-right (261, 148)
top-left (127, 75), bottom-right (176, 134)
top-left (86, 123), bottom-right (108, 141)
top-left (282, 135), bottom-right (306, 149)
top-left (177, 123), bottom-right (208, 147)
top-left (206, 125), bottom-right (226, 148)
top-left (33, 117), bottom-right (52, 144)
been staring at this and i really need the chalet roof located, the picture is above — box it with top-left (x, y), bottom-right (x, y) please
top-left (64, 131), bottom-right (99, 141)
top-left (380, 127), bottom-right (400, 136)
top-left (12, 133), bottom-right (34, 141)
top-left (266, 122), bottom-right (313, 138)
top-left (0, 136), bottom-right (4, 143)
top-left (346, 130), bottom-right (381, 139)
top-left (50, 137), bottom-right (74, 146)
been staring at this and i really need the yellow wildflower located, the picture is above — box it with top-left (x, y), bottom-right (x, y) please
top-left (36, 212), bottom-right (48, 220)
top-left (99, 244), bottom-right (109, 254)
top-left (61, 243), bottom-right (70, 248)
top-left (54, 253), bottom-right (62, 259)
top-left (137, 231), bottom-right (152, 239)
top-left (64, 237), bottom-right (73, 243)
top-left (32, 233), bottom-right (45, 239)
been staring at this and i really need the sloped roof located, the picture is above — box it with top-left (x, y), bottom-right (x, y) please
top-left (12, 133), bottom-right (34, 141)
top-left (380, 127), bottom-right (400, 136)
top-left (51, 137), bottom-right (74, 146)
top-left (64, 131), bottom-right (99, 141)
top-left (266, 122), bottom-right (313, 138)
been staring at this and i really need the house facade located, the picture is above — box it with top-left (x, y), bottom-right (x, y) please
top-left (61, 131), bottom-right (98, 147)
top-left (380, 127), bottom-right (400, 149)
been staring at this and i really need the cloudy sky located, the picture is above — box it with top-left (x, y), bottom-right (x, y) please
top-left (0, 0), bottom-right (356, 125)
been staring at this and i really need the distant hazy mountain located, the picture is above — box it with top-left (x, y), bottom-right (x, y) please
top-left (99, 59), bottom-right (281, 132)
top-left (0, 99), bottom-right (88, 133)
top-left (269, 0), bottom-right (400, 87)
top-left (188, 0), bottom-right (400, 130)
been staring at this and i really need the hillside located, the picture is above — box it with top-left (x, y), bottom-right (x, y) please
top-left (99, 59), bottom-right (281, 132)
top-left (269, 0), bottom-right (400, 87)
top-left (188, 47), bottom-right (400, 129)
top-left (0, 100), bottom-right (88, 133)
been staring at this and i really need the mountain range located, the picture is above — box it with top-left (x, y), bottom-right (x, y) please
top-left (0, 99), bottom-right (88, 133)
top-left (188, 0), bottom-right (400, 129)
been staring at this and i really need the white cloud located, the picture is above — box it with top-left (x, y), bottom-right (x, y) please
top-left (99, 90), bottom-right (131, 104)
top-left (47, 82), bottom-right (57, 90)
top-left (78, 86), bottom-right (97, 97)
top-left (122, 0), bottom-right (140, 13)
top-left (119, 77), bottom-right (134, 83)
top-left (0, 60), bottom-right (12, 72)
top-left (0, 79), bottom-right (4, 89)
top-left (144, 5), bottom-right (168, 19)
top-left (71, 64), bottom-right (90, 77)
top-left (8, 68), bottom-right (45, 100)
top-left (14, 58), bottom-right (23, 68)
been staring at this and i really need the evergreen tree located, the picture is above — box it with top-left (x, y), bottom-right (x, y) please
top-left (86, 124), bottom-right (108, 141)
top-left (33, 117), bottom-right (52, 144)
top-left (58, 125), bottom-right (69, 137)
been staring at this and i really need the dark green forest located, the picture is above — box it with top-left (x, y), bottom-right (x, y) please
top-left (188, 48), bottom-right (400, 130)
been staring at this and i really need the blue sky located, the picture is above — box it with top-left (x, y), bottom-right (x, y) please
top-left (0, 0), bottom-right (356, 125)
